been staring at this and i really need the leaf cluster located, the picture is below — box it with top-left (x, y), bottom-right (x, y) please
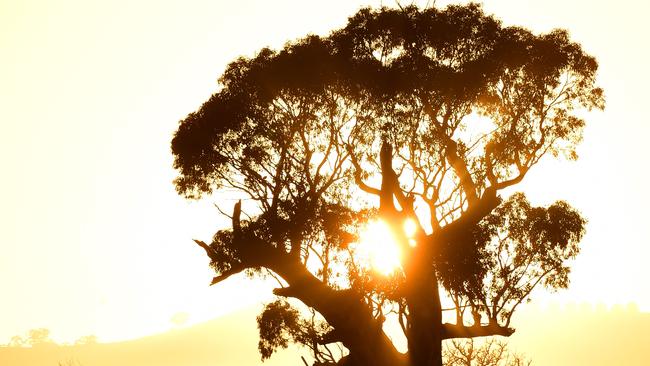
top-left (256, 300), bottom-right (334, 361)
top-left (450, 193), bottom-right (586, 326)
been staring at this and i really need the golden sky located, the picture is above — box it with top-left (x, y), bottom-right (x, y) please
top-left (1, 0), bottom-right (649, 344)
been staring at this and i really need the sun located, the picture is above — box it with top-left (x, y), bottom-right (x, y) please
top-left (353, 219), bottom-right (406, 275)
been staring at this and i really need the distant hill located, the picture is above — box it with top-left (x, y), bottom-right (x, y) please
top-left (508, 304), bottom-right (650, 366)
top-left (1, 304), bottom-right (648, 366)
top-left (0, 307), bottom-right (300, 366)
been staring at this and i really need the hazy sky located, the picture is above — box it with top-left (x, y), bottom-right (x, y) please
top-left (1, 0), bottom-right (649, 344)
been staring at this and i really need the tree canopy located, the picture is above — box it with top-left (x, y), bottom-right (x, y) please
top-left (171, 4), bottom-right (602, 366)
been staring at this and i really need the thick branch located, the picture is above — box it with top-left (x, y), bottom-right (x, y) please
top-left (268, 258), bottom-right (405, 366)
top-left (458, 187), bottom-right (500, 227)
top-left (196, 201), bottom-right (402, 365)
top-left (347, 145), bottom-right (381, 196)
top-left (192, 239), bottom-right (219, 262)
top-left (232, 200), bottom-right (241, 233)
top-left (444, 139), bottom-right (479, 205)
top-left (428, 187), bottom-right (501, 257)
top-left (272, 285), bottom-right (300, 297)
top-left (319, 329), bottom-right (343, 345)
top-left (210, 266), bottom-right (245, 285)
top-left (441, 323), bottom-right (515, 340)
top-left (380, 142), bottom-right (397, 213)
top-left (385, 143), bottom-right (421, 215)
top-left (493, 166), bottom-right (530, 190)
top-left (192, 239), bottom-right (247, 285)
top-left (422, 103), bottom-right (479, 205)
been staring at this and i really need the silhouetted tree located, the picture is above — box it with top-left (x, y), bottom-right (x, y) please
top-left (58, 359), bottom-right (84, 366)
top-left (171, 4), bottom-right (603, 366)
top-left (74, 335), bottom-right (98, 345)
top-left (6, 328), bottom-right (55, 347)
top-left (444, 338), bottom-right (531, 366)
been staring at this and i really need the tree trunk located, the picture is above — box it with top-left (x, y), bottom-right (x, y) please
top-left (404, 245), bottom-right (443, 366)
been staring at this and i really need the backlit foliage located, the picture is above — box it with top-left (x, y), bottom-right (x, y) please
top-left (172, 4), bottom-right (602, 365)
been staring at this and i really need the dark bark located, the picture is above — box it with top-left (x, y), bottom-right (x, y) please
top-left (403, 244), bottom-right (443, 366)
top-left (269, 256), bottom-right (406, 366)
top-left (441, 323), bottom-right (515, 339)
top-left (379, 141), bottom-right (444, 366)
top-left (200, 202), bottom-right (406, 365)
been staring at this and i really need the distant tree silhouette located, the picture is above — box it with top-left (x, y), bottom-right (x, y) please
top-left (171, 4), bottom-right (603, 366)
top-left (444, 338), bottom-right (531, 366)
top-left (6, 328), bottom-right (55, 347)
top-left (74, 335), bottom-right (98, 345)
top-left (8, 335), bottom-right (26, 347)
top-left (58, 358), bottom-right (84, 366)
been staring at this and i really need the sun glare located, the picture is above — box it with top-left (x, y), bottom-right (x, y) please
top-left (404, 218), bottom-right (418, 247)
top-left (403, 218), bottom-right (417, 237)
top-left (354, 220), bottom-right (403, 275)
